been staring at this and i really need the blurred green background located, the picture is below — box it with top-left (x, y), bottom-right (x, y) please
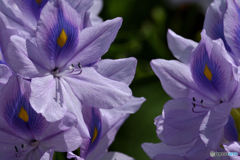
top-left (55, 0), bottom-right (206, 159)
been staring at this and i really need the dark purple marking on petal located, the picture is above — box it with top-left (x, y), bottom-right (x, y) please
top-left (88, 108), bottom-right (102, 151)
top-left (3, 89), bottom-right (48, 139)
top-left (81, 108), bottom-right (102, 158)
top-left (21, 0), bottom-right (48, 20)
top-left (191, 45), bottom-right (225, 96)
top-left (46, 7), bottom-right (78, 66)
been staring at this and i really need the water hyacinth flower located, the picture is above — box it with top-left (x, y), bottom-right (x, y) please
top-left (6, 0), bottom-right (132, 133)
top-left (67, 96), bottom-right (145, 160)
top-left (0, 0), bottom-right (94, 36)
top-left (144, 28), bottom-right (240, 159)
top-left (151, 30), bottom-right (240, 107)
top-left (0, 75), bottom-right (82, 160)
top-left (193, 0), bottom-right (240, 64)
top-left (0, 0), bottom-right (101, 67)
top-left (142, 98), bottom-right (238, 160)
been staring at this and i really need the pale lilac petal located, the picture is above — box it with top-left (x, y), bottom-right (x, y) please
top-left (26, 149), bottom-right (44, 160)
top-left (65, 17), bottom-right (123, 67)
top-left (89, 0), bottom-right (103, 15)
top-left (0, 0), bottom-right (37, 34)
top-left (41, 123), bottom-right (81, 152)
top-left (59, 78), bottom-right (89, 138)
top-left (185, 138), bottom-right (213, 160)
top-left (0, 17), bottom-right (20, 67)
top-left (167, 29), bottom-right (198, 63)
top-left (6, 35), bottom-right (48, 78)
top-left (40, 113), bottom-right (82, 152)
top-left (89, 0), bottom-right (103, 26)
top-left (67, 0), bottom-right (94, 13)
top-left (204, 0), bottom-right (232, 52)
top-left (223, 141), bottom-right (240, 156)
top-left (92, 57), bottom-right (137, 85)
top-left (67, 152), bottom-right (84, 160)
top-left (153, 155), bottom-right (184, 160)
top-left (26, 39), bottom-right (52, 71)
top-left (98, 152), bottom-right (134, 160)
top-left (200, 103), bottom-right (232, 150)
top-left (0, 64), bottom-right (12, 91)
top-left (224, 0), bottom-right (240, 57)
top-left (142, 140), bottom-right (197, 159)
top-left (64, 67), bottom-right (132, 109)
top-left (159, 98), bottom-right (206, 145)
top-left (40, 149), bottom-right (54, 160)
top-left (150, 59), bottom-right (195, 99)
top-left (30, 75), bottom-right (67, 122)
top-left (107, 97), bottom-right (145, 114)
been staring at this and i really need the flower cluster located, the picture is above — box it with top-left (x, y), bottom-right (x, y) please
top-left (0, 0), bottom-right (145, 159)
top-left (142, 0), bottom-right (240, 159)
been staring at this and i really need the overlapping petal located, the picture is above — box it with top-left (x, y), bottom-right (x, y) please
top-left (151, 59), bottom-right (195, 99)
top-left (167, 29), bottom-right (197, 64)
top-left (92, 57), bottom-right (137, 85)
top-left (65, 17), bottom-right (123, 68)
top-left (63, 67), bottom-right (132, 109)
top-left (224, 0), bottom-right (240, 58)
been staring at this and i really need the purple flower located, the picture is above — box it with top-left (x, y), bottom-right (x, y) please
top-left (147, 29), bottom-right (240, 159)
top-left (0, 0), bottom-right (93, 35)
top-left (67, 96), bottom-right (145, 160)
top-left (151, 30), bottom-right (240, 106)
top-left (142, 98), bottom-right (237, 160)
top-left (0, 0), bottom-right (100, 67)
top-left (203, 0), bottom-right (240, 65)
top-left (88, 0), bottom-right (103, 26)
top-left (5, 0), bottom-right (133, 137)
top-left (0, 75), bottom-right (81, 159)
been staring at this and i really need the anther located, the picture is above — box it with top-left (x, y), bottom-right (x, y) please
top-left (52, 67), bottom-right (58, 72)
top-left (78, 62), bottom-right (81, 69)
top-left (193, 103), bottom-right (196, 107)
top-left (21, 144), bottom-right (24, 148)
top-left (31, 139), bottom-right (37, 143)
top-left (220, 100), bottom-right (223, 104)
top-left (201, 100), bottom-right (203, 103)
top-left (193, 97), bottom-right (195, 101)
top-left (15, 146), bottom-right (18, 153)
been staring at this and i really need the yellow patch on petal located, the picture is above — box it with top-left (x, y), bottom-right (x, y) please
top-left (204, 64), bottom-right (212, 81)
top-left (18, 107), bottom-right (28, 122)
top-left (57, 29), bottom-right (68, 47)
top-left (91, 127), bottom-right (98, 143)
top-left (35, 0), bottom-right (42, 4)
